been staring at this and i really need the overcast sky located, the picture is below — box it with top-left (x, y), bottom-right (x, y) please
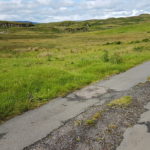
top-left (0, 0), bottom-right (150, 23)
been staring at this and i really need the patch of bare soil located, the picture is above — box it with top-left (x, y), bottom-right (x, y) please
top-left (25, 82), bottom-right (150, 150)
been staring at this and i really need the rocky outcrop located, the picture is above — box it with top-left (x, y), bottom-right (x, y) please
top-left (0, 21), bottom-right (34, 28)
top-left (65, 27), bottom-right (88, 32)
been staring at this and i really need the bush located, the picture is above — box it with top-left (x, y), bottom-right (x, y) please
top-left (142, 38), bottom-right (150, 42)
top-left (47, 55), bottom-right (52, 61)
top-left (130, 40), bottom-right (140, 44)
top-left (103, 41), bottom-right (122, 45)
top-left (104, 42), bottom-right (111, 45)
top-left (114, 41), bottom-right (122, 45)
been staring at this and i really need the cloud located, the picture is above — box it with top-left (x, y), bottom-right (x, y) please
top-left (81, 0), bottom-right (120, 9)
top-left (0, 0), bottom-right (149, 22)
top-left (37, 0), bottom-right (52, 5)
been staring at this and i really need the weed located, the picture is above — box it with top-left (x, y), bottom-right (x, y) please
top-left (74, 120), bottom-right (82, 126)
top-left (96, 137), bottom-right (104, 142)
top-left (85, 112), bottom-right (102, 126)
top-left (86, 119), bottom-right (95, 125)
top-left (108, 96), bottom-right (132, 107)
top-left (108, 124), bottom-right (118, 129)
top-left (76, 136), bottom-right (81, 142)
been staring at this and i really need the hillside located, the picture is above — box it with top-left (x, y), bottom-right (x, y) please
top-left (35, 14), bottom-right (150, 33)
top-left (1, 14), bottom-right (150, 33)
top-left (0, 14), bottom-right (150, 122)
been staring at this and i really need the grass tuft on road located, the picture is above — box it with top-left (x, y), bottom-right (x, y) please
top-left (108, 96), bottom-right (132, 107)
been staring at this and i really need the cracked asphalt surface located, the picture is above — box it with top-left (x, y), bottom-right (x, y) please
top-left (117, 102), bottom-right (150, 150)
top-left (25, 81), bottom-right (150, 150)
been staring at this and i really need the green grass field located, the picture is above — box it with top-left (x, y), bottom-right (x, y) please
top-left (0, 14), bottom-right (150, 122)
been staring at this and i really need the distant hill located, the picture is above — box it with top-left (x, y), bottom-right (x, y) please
top-left (35, 13), bottom-right (150, 33)
top-left (0, 14), bottom-right (150, 32)
top-left (16, 21), bottom-right (38, 24)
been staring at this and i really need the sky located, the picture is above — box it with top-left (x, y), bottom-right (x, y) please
top-left (0, 0), bottom-right (150, 23)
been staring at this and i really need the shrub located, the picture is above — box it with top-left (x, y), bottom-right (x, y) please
top-left (47, 55), bottom-right (52, 61)
top-left (103, 41), bottom-right (122, 45)
top-left (130, 40), bottom-right (140, 44)
top-left (142, 38), bottom-right (150, 42)
top-left (114, 41), bottom-right (122, 45)
top-left (104, 42), bottom-right (111, 45)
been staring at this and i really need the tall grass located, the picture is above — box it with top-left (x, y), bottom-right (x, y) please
top-left (0, 18), bottom-right (150, 122)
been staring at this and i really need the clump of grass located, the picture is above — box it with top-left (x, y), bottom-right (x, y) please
top-left (101, 50), bottom-right (109, 62)
top-left (102, 51), bottom-right (123, 64)
top-left (47, 55), bottom-right (52, 61)
top-left (38, 52), bottom-right (53, 57)
top-left (85, 119), bottom-right (95, 125)
top-left (114, 41), bottom-right (122, 45)
top-left (76, 136), bottom-right (81, 142)
top-left (74, 120), bottom-right (82, 126)
top-left (147, 77), bottom-right (150, 81)
top-left (106, 123), bottom-right (118, 133)
top-left (107, 96), bottom-right (132, 107)
top-left (104, 41), bottom-right (122, 45)
top-left (142, 38), bottom-right (150, 42)
top-left (134, 46), bottom-right (144, 52)
top-left (38, 52), bottom-right (53, 61)
top-left (129, 40), bottom-right (140, 44)
top-left (85, 112), bottom-right (102, 125)
top-left (104, 42), bottom-right (111, 45)
top-left (108, 123), bottom-right (118, 129)
top-left (130, 38), bottom-right (149, 44)
top-left (109, 53), bottom-right (123, 64)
